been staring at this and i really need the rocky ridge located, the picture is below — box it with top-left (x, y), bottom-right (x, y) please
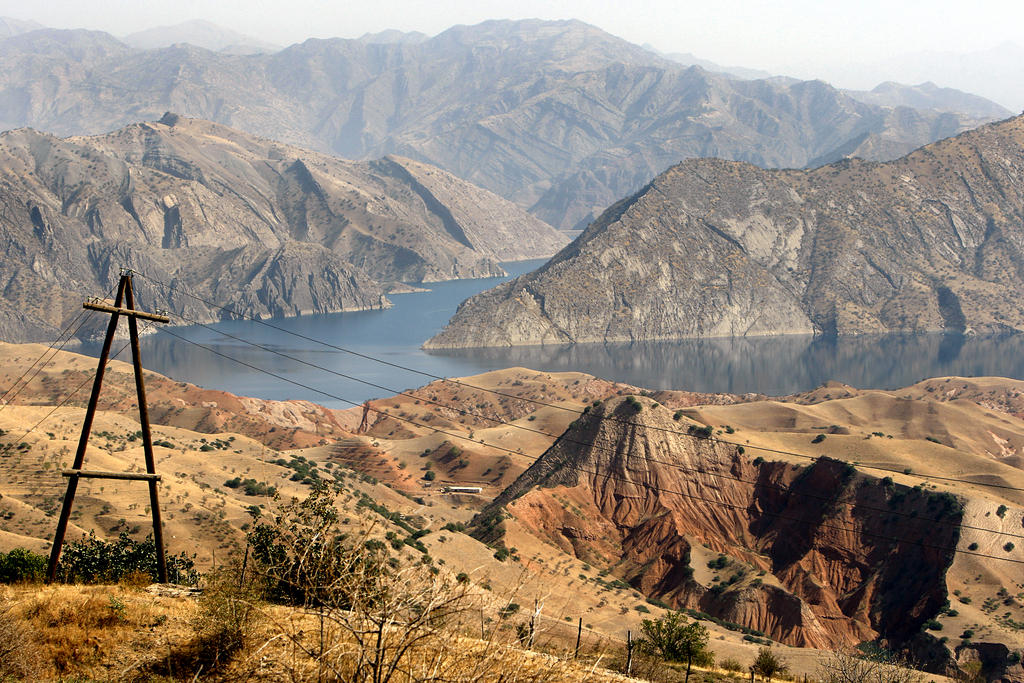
top-left (426, 114), bottom-right (1024, 347)
top-left (0, 20), bottom-right (1007, 229)
top-left (473, 395), bottom-right (960, 652)
top-left (0, 114), bottom-right (566, 342)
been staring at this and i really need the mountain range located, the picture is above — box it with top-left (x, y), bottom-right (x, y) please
top-left (426, 113), bottom-right (1024, 348)
top-left (0, 114), bottom-right (565, 342)
top-left (122, 18), bottom-right (281, 54)
top-left (823, 42), bottom-right (1024, 113)
top-left (0, 18), bottom-right (1009, 231)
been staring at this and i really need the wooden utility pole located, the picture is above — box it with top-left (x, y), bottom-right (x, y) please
top-left (574, 617), bottom-right (582, 658)
top-left (626, 630), bottom-right (633, 675)
top-left (46, 272), bottom-right (171, 583)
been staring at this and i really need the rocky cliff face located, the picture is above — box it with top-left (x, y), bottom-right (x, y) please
top-left (0, 115), bottom-right (566, 342)
top-left (475, 396), bottom-right (960, 650)
top-left (0, 21), bottom-right (1006, 230)
top-left (427, 114), bottom-right (1024, 347)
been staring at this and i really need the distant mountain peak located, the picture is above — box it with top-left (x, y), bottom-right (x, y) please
top-left (356, 29), bottom-right (429, 45)
top-left (847, 80), bottom-right (1010, 119)
top-left (123, 19), bottom-right (280, 53)
top-left (426, 114), bottom-right (1024, 348)
top-left (0, 16), bottom-right (44, 38)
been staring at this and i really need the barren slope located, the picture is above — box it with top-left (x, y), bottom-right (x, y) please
top-left (0, 114), bottom-right (566, 343)
top-left (428, 115), bottom-right (1024, 347)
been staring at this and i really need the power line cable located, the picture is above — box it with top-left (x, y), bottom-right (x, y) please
top-left (153, 327), bottom-right (1024, 566)
top-left (133, 270), bottom-right (1024, 495)
top-left (1, 324), bottom-right (153, 477)
top-left (1, 280), bottom-right (120, 411)
top-left (164, 310), bottom-right (1024, 542)
top-left (0, 306), bottom-right (101, 409)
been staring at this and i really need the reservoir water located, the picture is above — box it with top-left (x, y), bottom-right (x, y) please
top-left (86, 260), bottom-right (1024, 408)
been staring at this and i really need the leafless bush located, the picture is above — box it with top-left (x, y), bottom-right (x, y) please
top-left (190, 566), bottom-right (266, 672)
top-left (817, 650), bottom-right (925, 683)
top-left (244, 483), bottom-right (607, 682)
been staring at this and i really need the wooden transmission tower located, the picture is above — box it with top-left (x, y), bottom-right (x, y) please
top-left (46, 271), bottom-right (171, 583)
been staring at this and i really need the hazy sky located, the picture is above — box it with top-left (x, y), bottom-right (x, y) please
top-left (3, 0), bottom-right (1024, 89)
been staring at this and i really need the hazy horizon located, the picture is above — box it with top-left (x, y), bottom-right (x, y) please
top-left (3, 1), bottom-right (1024, 110)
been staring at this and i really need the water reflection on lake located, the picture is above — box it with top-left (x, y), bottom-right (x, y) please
top-left (81, 258), bottom-right (1024, 406)
top-left (431, 331), bottom-right (1024, 397)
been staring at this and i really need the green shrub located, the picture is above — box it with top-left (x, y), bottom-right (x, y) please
top-left (57, 531), bottom-right (198, 585)
top-left (637, 611), bottom-right (712, 673)
top-left (811, 434), bottom-right (826, 444)
top-left (721, 657), bottom-right (744, 673)
top-left (707, 555), bottom-right (729, 570)
top-left (0, 548), bottom-right (47, 583)
top-left (752, 646), bottom-right (788, 681)
top-left (687, 424), bottom-right (713, 439)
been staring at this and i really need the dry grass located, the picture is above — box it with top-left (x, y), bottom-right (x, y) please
top-left (0, 587), bottom-right (42, 680)
top-left (1, 582), bottom-right (635, 682)
top-left (7, 583), bottom-right (196, 680)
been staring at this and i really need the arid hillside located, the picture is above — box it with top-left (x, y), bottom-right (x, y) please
top-left (1, 342), bottom-right (1022, 679)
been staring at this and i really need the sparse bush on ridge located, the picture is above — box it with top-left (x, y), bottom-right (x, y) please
top-left (752, 646), bottom-right (789, 682)
top-left (721, 657), bottom-right (744, 672)
top-left (636, 611), bottom-right (713, 683)
top-left (688, 424), bottom-right (713, 438)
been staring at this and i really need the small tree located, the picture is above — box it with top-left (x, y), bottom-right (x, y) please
top-left (752, 646), bottom-right (789, 682)
top-left (637, 611), bottom-right (713, 682)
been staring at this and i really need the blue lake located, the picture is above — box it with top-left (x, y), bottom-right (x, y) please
top-left (84, 260), bottom-right (1024, 407)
